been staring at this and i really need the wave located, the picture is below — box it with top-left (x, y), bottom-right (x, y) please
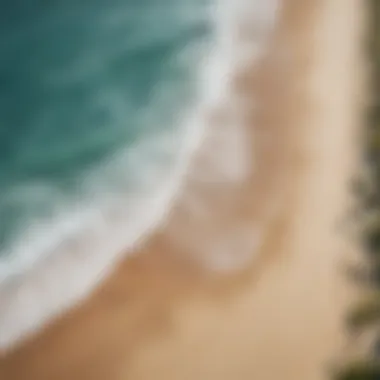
top-left (0, 0), bottom-right (280, 350)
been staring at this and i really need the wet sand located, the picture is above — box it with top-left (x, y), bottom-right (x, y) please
top-left (0, 0), bottom-right (366, 379)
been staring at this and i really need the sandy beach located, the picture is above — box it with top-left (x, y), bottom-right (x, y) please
top-left (0, 0), bottom-right (366, 379)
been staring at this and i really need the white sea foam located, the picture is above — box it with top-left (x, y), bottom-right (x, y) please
top-left (0, 0), bottom-right (280, 350)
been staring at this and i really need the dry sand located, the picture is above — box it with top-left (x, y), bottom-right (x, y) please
top-left (0, 0), bottom-right (366, 379)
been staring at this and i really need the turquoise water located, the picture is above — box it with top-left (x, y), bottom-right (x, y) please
top-left (0, 0), bottom-right (213, 278)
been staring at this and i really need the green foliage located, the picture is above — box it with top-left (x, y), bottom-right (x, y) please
top-left (336, 2), bottom-right (380, 380)
top-left (364, 220), bottom-right (380, 258)
top-left (334, 360), bottom-right (380, 380)
top-left (346, 293), bottom-right (380, 330)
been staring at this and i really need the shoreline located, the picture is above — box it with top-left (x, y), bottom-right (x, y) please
top-left (0, 0), bottom-right (366, 379)
top-left (0, 0), bottom-right (281, 350)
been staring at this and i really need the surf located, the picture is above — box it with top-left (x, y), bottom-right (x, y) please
top-left (0, 0), bottom-right (280, 350)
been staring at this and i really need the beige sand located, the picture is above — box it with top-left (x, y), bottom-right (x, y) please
top-left (0, 0), bottom-right (366, 379)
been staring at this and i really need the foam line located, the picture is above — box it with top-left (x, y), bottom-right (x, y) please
top-left (0, 0), bottom-right (279, 351)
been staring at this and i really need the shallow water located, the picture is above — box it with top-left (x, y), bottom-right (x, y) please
top-left (0, 0), bottom-right (213, 281)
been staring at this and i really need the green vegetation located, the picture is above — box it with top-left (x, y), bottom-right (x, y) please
top-left (346, 292), bottom-right (380, 330)
top-left (365, 0), bottom-right (380, 291)
top-left (334, 1), bottom-right (380, 379)
top-left (334, 360), bottom-right (380, 380)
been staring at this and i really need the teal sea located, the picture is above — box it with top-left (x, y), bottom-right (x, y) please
top-left (0, 0), bottom-right (213, 281)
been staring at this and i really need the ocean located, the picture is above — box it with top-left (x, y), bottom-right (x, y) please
top-left (0, 0), bottom-right (215, 282)
top-left (0, 0), bottom-right (280, 349)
